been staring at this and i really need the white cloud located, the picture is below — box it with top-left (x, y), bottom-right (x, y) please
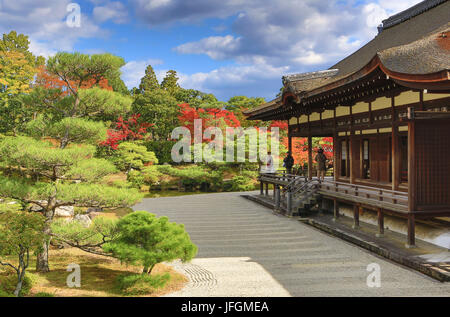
top-left (0, 0), bottom-right (108, 58)
top-left (175, 35), bottom-right (242, 60)
top-left (93, 1), bottom-right (129, 24)
top-left (175, 62), bottom-right (289, 101)
top-left (363, 3), bottom-right (389, 28)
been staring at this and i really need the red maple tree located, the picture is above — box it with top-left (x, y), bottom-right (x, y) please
top-left (101, 114), bottom-right (152, 150)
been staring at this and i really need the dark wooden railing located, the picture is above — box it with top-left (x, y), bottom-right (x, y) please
top-left (318, 180), bottom-right (408, 212)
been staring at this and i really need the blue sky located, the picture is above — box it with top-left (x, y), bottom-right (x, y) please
top-left (0, 0), bottom-right (422, 101)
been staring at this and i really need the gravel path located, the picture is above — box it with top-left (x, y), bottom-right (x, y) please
top-left (134, 191), bottom-right (450, 297)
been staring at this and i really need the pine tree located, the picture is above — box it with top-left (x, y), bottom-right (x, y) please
top-left (0, 136), bottom-right (142, 272)
top-left (103, 211), bottom-right (197, 275)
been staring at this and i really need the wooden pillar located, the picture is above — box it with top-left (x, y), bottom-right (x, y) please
top-left (286, 191), bottom-right (292, 216)
top-left (407, 121), bottom-right (416, 248)
top-left (392, 125), bottom-right (400, 190)
top-left (260, 181), bottom-right (264, 195)
top-left (308, 134), bottom-right (313, 180)
top-left (273, 184), bottom-right (276, 200)
top-left (352, 205), bottom-right (359, 229)
top-left (332, 199), bottom-right (339, 222)
top-left (376, 208), bottom-right (384, 237)
top-left (333, 132), bottom-right (338, 181)
top-left (275, 186), bottom-right (281, 210)
top-left (265, 182), bottom-right (269, 196)
top-left (408, 121), bottom-right (416, 212)
top-left (288, 128), bottom-right (293, 154)
top-left (407, 214), bottom-right (416, 248)
top-left (391, 96), bottom-right (400, 191)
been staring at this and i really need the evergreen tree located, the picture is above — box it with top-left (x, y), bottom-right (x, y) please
top-left (0, 211), bottom-right (46, 296)
top-left (138, 65), bottom-right (160, 94)
top-left (161, 70), bottom-right (180, 95)
top-left (132, 89), bottom-right (179, 140)
top-left (103, 211), bottom-right (197, 275)
top-left (0, 136), bottom-right (142, 272)
top-left (25, 52), bottom-right (133, 148)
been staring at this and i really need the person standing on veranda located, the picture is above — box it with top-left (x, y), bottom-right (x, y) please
top-left (261, 151), bottom-right (276, 174)
top-left (283, 151), bottom-right (294, 174)
top-left (314, 148), bottom-right (327, 182)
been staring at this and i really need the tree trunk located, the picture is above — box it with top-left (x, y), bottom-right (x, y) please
top-left (36, 207), bottom-right (54, 273)
top-left (36, 238), bottom-right (50, 273)
top-left (147, 264), bottom-right (156, 275)
top-left (13, 280), bottom-right (22, 297)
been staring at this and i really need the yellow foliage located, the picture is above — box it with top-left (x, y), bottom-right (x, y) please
top-left (0, 50), bottom-right (37, 105)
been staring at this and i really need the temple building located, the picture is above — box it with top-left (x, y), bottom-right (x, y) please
top-left (244, 0), bottom-right (450, 247)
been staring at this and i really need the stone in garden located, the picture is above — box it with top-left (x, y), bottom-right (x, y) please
top-left (74, 214), bottom-right (92, 227)
top-left (54, 206), bottom-right (74, 217)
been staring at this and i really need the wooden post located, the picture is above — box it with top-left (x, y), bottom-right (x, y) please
top-left (376, 208), bottom-right (384, 237)
top-left (286, 191), bottom-right (292, 216)
top-left (349, 104), bottom-right (355, 184)
top-left (332, 199), bottom-right (339, 222)
top-left (408, 121), bottom-right (416, 212)
top-left (273, 183), bottom-right (276, 200)
top-left (288, 128), bottom-right (293, 154)
top-left (308, 134), bottom-right (313, 180)
top-left (407, 121), bottom-right (416, 248)
top-left (392, 125), bottom-right (400, 190)
top-left (406, 214), bottom-right (416, 248)
top-left (260, 181), bottom-right (264, 195)
top-left (352, 205), bottom-right (359, 229)
top-left (392, 96), bottom-right (400, 190)
top-left (275, 186), bottom-right (281, 210)
top-left (265, 182), bottom-right (269, 196)
top-left (333, 132), bottom-right (338, 181)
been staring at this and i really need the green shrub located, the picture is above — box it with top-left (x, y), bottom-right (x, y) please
top-left (143, 140), bottom-right (176, 164)
top-left (115, 273), bottom-right (170, 295)
top-left (103, 211), bottom-right (197, 274)
top-left (127, 170), bottom-right (145, 189)
top-left (225, 175), bottom-right (256, 192)
top-left (0, 274), bottom-right (33, 297)
top-left (113, 142), bottom-right (158, 172)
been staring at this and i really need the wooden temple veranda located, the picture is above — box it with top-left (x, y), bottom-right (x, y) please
top-left (244, 0), bottom-right (450, 247)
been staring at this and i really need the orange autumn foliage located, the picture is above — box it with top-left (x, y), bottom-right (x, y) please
top-left (35, 65), bottom-right (113, 96)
